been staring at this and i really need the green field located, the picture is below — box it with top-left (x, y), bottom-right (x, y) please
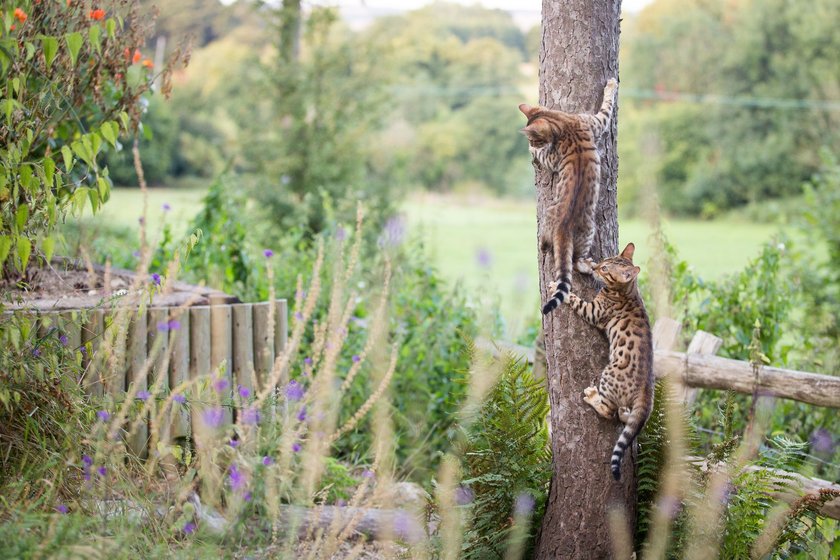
top-left (87, 188), bottom-right (788, 336)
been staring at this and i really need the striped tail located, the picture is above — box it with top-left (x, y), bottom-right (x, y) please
top-left (611, 406), bottom-right (648, 480)
top-left (541, 234), bottom-right (573, 315)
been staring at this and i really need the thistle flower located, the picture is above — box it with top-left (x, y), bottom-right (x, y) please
top-left (361, 469), bottom-right (375, 479)
top-left (262, 456), bottom-right (274, 466)
top-left (59, 334), bottom-right (68, 346)
top-left (183, 522), bottom-right (196, 534)
top-left (263, 249), bottom-right (274, 258)
top-left (137, 390), bottom-right (151, 401)
top-left (162, 203), bottom-right (171, 212)
top-left (229, 439), bottom-right (239, 448)
top-left (292, 442), bottom-right (302, 453)
top-left (238, 385), bottom-right (250, 399)
top-left (151, 273), bottom-right (161, 286)
top-left (201, 407), bottom-right (224, 429)
top-left (56, 504), bottom-right (69, 514)
top-left (173, 393), bottom-right (186, 404)
top-left (296, 406), bottom-right (307, 422)
top-left (351, 354), bottom-right (361, 363)
top-left (213, 378), bottom-right (230, 394)
top-left (241, 407), bottom-right (260, 425)
top-left (97, 410), bottom-right (110, 422)
top-left (284, 380), bottom-right (304, 402)
top-left (96, 466), bottom-right (107, 477)
top-left (228, 464), bottom-right (246, 492)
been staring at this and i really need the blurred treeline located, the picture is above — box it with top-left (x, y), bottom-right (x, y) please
top-left (107, 0), bottom-right (839, 223)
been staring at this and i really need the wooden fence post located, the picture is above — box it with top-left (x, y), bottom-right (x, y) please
top-left (210, 295), bottom-right (233, 426)
top-left (81, 309), bottom-right (104, 397)
top-left (169, 309), bottom-right (191, 443)
top-left (682, 331), bottom-right (723, 405)
top-left (126, 309), bottom-right (148, 459)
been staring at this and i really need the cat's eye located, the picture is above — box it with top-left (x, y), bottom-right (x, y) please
top-left (601, 265), bottom-right (609, 271)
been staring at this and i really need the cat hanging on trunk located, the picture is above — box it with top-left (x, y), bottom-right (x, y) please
top-left (564, 243), bottom-right (654, 480)
top-left (519, 78), bottom-right (618, 314)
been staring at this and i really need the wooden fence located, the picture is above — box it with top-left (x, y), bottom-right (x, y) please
top-left (476, 317), bottom-right (840, 520)
top-left (22, 297), bottom-right (288, 458)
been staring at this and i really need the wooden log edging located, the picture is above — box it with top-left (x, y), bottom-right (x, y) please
top-left (654, 351), bottom-right (840, 409)
top-left (474, 338), bottom-right (840, 409)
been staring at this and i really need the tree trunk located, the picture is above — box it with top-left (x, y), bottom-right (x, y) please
top-left (534, 2), bottom-right (631, 559)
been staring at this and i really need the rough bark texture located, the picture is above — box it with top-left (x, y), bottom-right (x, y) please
top-left (534, 2), bottom-right (631, 559)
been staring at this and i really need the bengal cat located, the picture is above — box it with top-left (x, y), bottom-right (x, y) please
top-left (519, 78), bottom-right (618, 315)
top-left (564, 242), bottom-right (653, 480)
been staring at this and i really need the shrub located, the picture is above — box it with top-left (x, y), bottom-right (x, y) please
top-left (0, 0), bottom-right (186, 278)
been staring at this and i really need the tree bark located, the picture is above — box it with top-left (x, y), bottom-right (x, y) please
top-left (534, 2), bottom-right (631, 559)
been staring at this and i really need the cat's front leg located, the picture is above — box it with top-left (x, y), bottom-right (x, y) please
top-left (566, 293), bottom-right (601, 327)
top-left (575, 257), bottom-right (596, 275)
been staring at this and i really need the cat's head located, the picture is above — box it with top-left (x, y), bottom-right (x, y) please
top-left (593, 243), bottom-right (641, 288)
top-left (518, 104), bottom-right (554, 165)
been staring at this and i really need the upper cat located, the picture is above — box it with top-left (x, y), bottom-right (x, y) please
top-left (565, 243), bottom-right (654, 480)
top-left (519, 78), bottom-right (618, 315)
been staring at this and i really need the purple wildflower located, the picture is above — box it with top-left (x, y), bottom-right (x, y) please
top-left (392, 510), bottom-right (423, 543)
top-left (82, 454), bottom-right (93, 466)
top-left (173, 393), bottom-right (186, 404)
top-left (56, 504), bottom-right (69, 514)
top-left (379, 215), bottom-right (406, 247)
top-left (228, 464), bottom-right (246, 492)
top-left (97, 466), bottom-right (107, 477)
top-left (335, 226), bottom-right (346, 241)
top-left (243, 491), bottom-right (252, 502)
top-left (156, 321), bottom-right (170, 332)
top-left (132, 250), bottom-right (141, 258)
top-left (810, 428), bottom-right (835, 454)
top-left (151, 273), bottom-right (161, 286)
top-left (167, 319), bottom-right (181, 331)
top-left (351, 354), bottom-right (361, 363)
top-left (97, 410), bottom-right (110, 422)
top-left (361, 469), bottom-right (375, 479)
top-left (294, 311), bottom-right (303, 321)
top-left (79, 346), bottom-right (87, 357)
top-left (514, 492), bottom-right (536, 516)
top-left (336, 499), bottom-right (347, 507)
top-left (201, 407), bottom-right (224, 429)
top-left (137, 390), bottom-right (151, 402)
top-left (238, 385), bottom-right (250, 399)
top-left (455, 485), bottom-right (474, 506)
top-left (263, 249), bottom-right (274, 258)
top-left (183, 522), bottom-right (196, 534)
top-left (303, 356), bottom-right (313, 366)
top-left (58, 333), bottom-right (68, 346)
top-left (296, 406), bottom-right (307, 422)
top-left (262, 455), bottom-right (274, 466)
top-left (284, 380), bottom-right (304, 402)
top-left (213, 378), bottom-right (230, 394)
top-left (476, 247), bottom-right (493, 269)
top-left (292, 442), bottom-right (302, 453)
top-left (229, 439), bottom-right (239, 448)
top-left (241, 407), bottom-right (261, 425)
top-left (32, 347), bottom-right (41, 357)
top-left (162, 203), bottom-right (171, 212)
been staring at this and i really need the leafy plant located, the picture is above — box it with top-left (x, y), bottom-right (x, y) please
top-left (456, 353), bottom-right (551, 559)
top-left (0, 0), bottom-right (186, 278)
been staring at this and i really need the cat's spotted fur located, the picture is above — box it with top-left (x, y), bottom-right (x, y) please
top-left (519, 78), bottom-right (618, 315)
top-left (564, 243), bottom-right (653, 480)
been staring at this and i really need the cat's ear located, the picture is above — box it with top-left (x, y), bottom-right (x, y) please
top-left (520, 119), bottom-right (551, 144)
top-left (518, 103), bottom-right (539, 118)
top-left (620, 242), bottom-right (636, 262)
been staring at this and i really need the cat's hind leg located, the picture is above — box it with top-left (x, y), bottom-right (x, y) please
top-left (583, 386), bottom-right (616, 419)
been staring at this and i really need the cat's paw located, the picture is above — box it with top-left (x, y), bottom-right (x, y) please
top-left (605, 78), bottom-right (618, 94)
top-left (583, 386), bottom-right (598, 402)
top-left (576, 257), bottom-right (596, 275)
top-left (618, 407), bottom-right (631, 423)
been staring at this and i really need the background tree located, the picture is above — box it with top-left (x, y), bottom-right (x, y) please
top-left (533, 1), bottom-right (631, 558)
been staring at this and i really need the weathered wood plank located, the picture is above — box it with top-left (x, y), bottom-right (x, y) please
top-left (654, 351), bottom-right (840, 408)
top-left (81, 309), bottom-right (104, 397)
top-left (210, 296), bottom-right (233, 426)
top-left (126, 310), bottom-right (148, 459)
top-left (252, 302), bottom-right (274, 390)
top-left (232, 303), bottom-right (255, 398)
top-left (169, 309), bottom-right (190, 440)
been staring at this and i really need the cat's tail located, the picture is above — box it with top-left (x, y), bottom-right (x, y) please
top-left (611, 404), bottom-right (649, 480)
top-left (541, 232), bottom-right (573, 315)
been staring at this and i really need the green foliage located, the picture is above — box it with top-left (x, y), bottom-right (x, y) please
top-left (457, 354), bottom-right (551, 559)
top-left (0, 0), bottom-right (184, 277)
top-left (620, 0), bottom-right (840, 216)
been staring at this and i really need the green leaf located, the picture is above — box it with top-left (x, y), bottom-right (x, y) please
top-left (106, 18), bottom-right (116, 38)
top-left (16, 236), bottom-right (31, 272)
top-left (97, 176), bottom-right (110, 203)
top-left (0, 236), bottom-right (10, 267)
top-left (40, 36), bottom-right (59, 71)
top-left (43, 156), bottom-right (55, 186)
top-left (126, 64), bottom-right (144, 89)
top-left (15, 204), bottom-right (29, 233)
top-left (72, 187), bottom-right (89, 215)
top-left (88, 187), bottom-right (100, 213)
top-left (88, 25), bottom-right (101, 54)
top-left (61, 145), bottom-right (74, 172)
top-left (100, 121), bottom-right (119, 148)
top-left (42, 236), bottom-right (55, 263)
top-left (65, 32), bottom-right (83, 66)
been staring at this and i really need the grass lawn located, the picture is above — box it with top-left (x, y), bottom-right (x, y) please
top-left (88, 187), bottom-right (790, 337)
top-left (403, 192), bottom-right (787, 336)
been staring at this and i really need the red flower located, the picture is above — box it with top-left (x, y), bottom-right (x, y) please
top-left (13, 8), bottom-right (27, 23)
top-left (89, 9), bottom-right (105, 20)
top-left (141, 58), bottom-right (153, 69)
top-left (132, 49), bottom-right (142, 64)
